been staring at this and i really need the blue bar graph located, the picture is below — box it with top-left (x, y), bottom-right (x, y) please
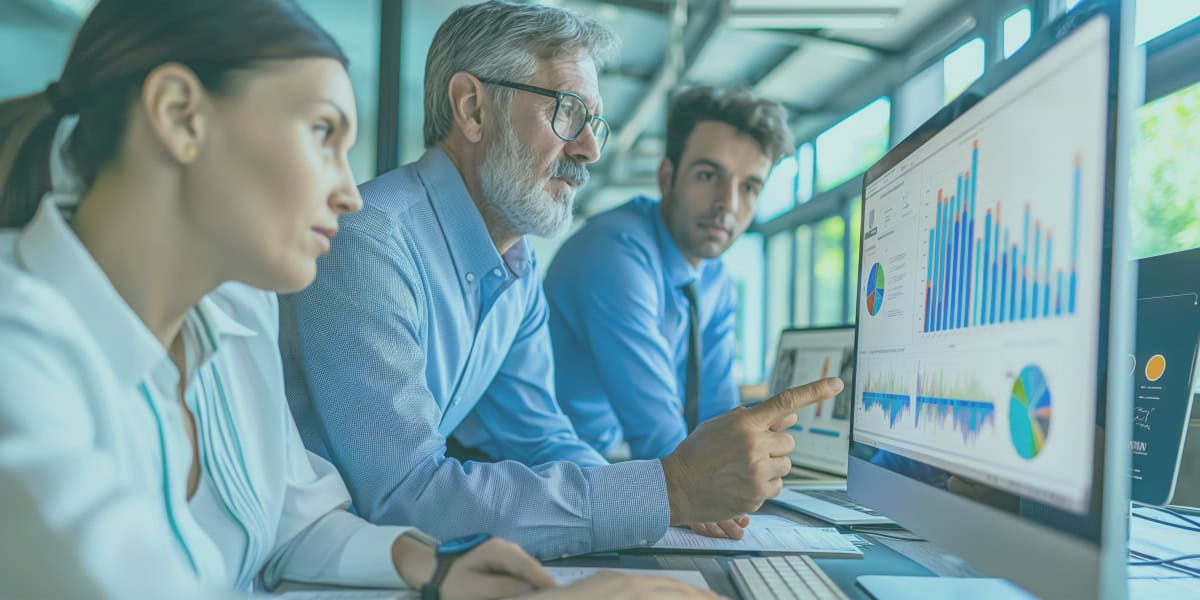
top-left (922, 143), bottom-right (1082, 333)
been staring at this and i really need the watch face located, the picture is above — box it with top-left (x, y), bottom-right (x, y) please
top-left (438, 532), bottom-right (492, 555)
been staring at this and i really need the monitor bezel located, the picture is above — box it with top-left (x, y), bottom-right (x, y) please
top-left (847, 2), bottom-right (1136, 599)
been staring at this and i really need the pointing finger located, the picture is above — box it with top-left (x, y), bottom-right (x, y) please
top-left (747, 377), bottom-right (843, 427)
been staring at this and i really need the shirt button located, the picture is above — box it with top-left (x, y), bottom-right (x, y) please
top-left (492, 268), bottom-right (503, 277)
top-left (465, 272), bottom-right (475, 283)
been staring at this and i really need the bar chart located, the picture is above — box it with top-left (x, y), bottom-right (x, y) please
top-left (921, 141), bottom-right (1082, 333)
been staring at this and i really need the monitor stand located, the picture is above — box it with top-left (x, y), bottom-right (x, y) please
top-left (857, 576), bottom-right (1038, 600)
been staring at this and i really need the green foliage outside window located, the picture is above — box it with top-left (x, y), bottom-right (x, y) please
top-left (813, 216), bottom-right (846, 325)
top-left (1130, 82), bottom-right (1200, 259)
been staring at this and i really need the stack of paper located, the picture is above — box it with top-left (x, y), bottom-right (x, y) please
top-left (649, 515), bottom-right (862, 557)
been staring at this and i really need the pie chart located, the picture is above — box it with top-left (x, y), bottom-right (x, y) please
top-left (866, 263), bottom-right (885, 316)
top-left (1010, 365), bottom-right (1051, 460)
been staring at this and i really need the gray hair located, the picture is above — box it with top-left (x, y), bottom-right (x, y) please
top-left (423, 0), bottom-right (620, 148)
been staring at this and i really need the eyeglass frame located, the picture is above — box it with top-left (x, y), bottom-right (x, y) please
top-left (475, 76), bottom-right (610, 152)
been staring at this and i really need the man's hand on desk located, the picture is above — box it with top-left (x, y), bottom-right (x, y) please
top-left (662, 377), bottom-right (844, 526)
top-left (689, 516), bottom-right (751, 540)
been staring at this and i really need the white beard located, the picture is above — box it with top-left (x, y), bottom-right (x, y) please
top-left (477, 124), bottom-right (574, 239)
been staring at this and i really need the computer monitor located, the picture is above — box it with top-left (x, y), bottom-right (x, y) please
top-left (769, 326), bottom-right (856, 475)
top-left (1131, 248), bottom-right (1200, 506)
top-left (848, 2), bottom-right (1138, 599)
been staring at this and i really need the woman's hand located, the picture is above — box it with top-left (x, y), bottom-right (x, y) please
top-left (393, 535), bottom-right (555, 599)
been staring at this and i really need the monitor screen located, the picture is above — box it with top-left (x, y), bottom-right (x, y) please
top-left (770, 327), bottom-right (855, 475)
top-left (852, 12), bottom-right (1110, 524)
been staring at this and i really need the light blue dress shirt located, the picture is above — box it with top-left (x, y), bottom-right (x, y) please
top-left (279, 148), bottom-right (670, 559)
top-left (0, 197), bottom-right (413, 598)
top-left (545, 196), bottom-right (740, 459)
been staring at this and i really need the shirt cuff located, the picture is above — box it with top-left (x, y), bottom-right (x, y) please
top-left (582, 459), bottom-right (670, 553)
top-left (335, 525), bottom-right (414, 589)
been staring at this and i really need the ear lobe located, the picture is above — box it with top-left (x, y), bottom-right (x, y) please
top-left (448, 72), bottom-right (486, 144)
top-left (140, 63), bottom-right (208, 165)
top-left (657, 158), bottom-right (675, 200)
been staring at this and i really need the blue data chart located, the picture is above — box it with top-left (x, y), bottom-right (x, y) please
top-left (922, 142), bottom-right (1081, 334)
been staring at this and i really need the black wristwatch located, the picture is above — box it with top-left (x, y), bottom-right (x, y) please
top-left (420, 532), bottom-right (493, 600)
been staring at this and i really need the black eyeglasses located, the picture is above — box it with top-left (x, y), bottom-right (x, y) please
top-left (476, 77), bottom-right (610, 152)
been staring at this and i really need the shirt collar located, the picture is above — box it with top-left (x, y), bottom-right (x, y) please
top-left (416, 147), bottom-right (533, 284)
top-left (649, 197), bottom-right (702, 288)
top-left (14, 195), bottom-right (256, 389)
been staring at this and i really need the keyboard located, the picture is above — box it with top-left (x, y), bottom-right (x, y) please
top-left (771, 485), bottom-right (895, 526)
top-left (730, 555), bottom-right (849, 599)
top-left (804, 489), bottom-right (884, 516)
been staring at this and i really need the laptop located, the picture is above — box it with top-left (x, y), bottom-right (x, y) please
top-left (765, 326), bottom-right (894, 526)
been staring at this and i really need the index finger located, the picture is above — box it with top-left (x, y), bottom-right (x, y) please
top-left (746, 377), bottom-right (843, 427)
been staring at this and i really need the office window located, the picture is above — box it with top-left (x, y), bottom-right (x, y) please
top-left (895, 62), bottom-right (944, 143)
top-left (794, 225), bottom-right (813, 327)
top-left (812, 215), bottom-right (846, 325)
top-left (846, 197), bottom-right (863, 323)
top-left (1004, 9), bottom-right (1033, 59)
top-left (815, 97), bottom-right (891, 192)
top-left (944, 37), bottom-right (985, 103)
top-left (1137, 0), bottom-right (1200, 44)
top-left (0, 4), bottom-right (78, 99)
top-left (726, 233), bottom-right (765, 383)
top-left (297, 0), bottom-right (381, 182)
top-left (1131, 81), bottom-right (1200, 259)
top-left (756, 154), bottom-right (798, 222)
top-left (797, 143), bottom-right (816, 203)
top-left (0, 2), bottom-right (382, 182)
top-left (765, 233), bottom-right (794, 365)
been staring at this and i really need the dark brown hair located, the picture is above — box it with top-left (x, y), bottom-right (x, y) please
top-left (664, 86), bottom-right (794, 177)
top-left (0, 0), bottom-right (348, 227)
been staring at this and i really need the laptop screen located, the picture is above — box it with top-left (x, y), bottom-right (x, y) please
top-left (770, 327), bottom-right (856, 475)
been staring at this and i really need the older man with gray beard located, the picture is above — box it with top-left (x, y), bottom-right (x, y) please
top-left (279, 0), bottom-right (842, 560)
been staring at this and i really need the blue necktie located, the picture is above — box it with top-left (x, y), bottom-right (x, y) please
top-left (681, 281), bottom-right (702, 433)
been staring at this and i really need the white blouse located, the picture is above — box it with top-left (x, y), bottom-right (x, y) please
top-left (0, 197), bottom-right (418, 598)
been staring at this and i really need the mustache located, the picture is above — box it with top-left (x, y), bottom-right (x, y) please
top-left (549, 159), bottom-right (590, 187)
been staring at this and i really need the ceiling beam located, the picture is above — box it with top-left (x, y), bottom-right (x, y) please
top-left (580, 0), bottom-right (725, 210)
top-left (599, 66), bottom-right (658, 84)
top-left (787, 0), bottom-right (978, 142)
top-left (591, 0), bottom-right (671, 15)
top-left (765, 29), bottom-right (897, 59)
top-left (609, 0), bottom-right (724, 158)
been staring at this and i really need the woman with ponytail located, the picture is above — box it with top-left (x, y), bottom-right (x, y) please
top-left (0, 0), bottom-right (559, 597)
top-left (0, 1), bottom-right (714, 598)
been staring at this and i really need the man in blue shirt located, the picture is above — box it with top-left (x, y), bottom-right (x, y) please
top-left (280, 1), bottom-right (842, 558)
top-left (546, 87), bottom-right (793, 461)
